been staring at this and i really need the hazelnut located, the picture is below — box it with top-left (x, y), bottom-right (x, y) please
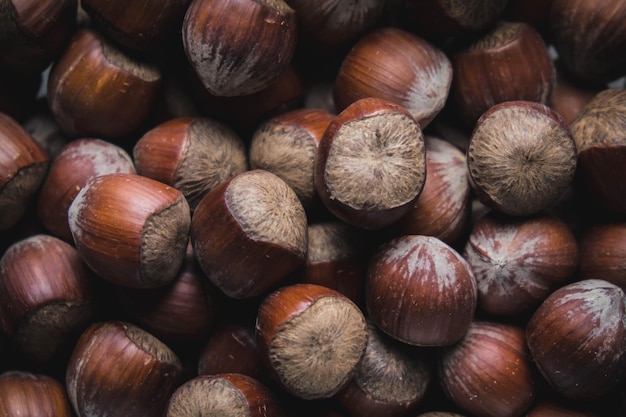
top-left (314, 97), bottom-right (426, 230)
top-left (133, 117), bottom-right (248, 211)
top-left (578, 222), bottom-right (626, 291)
top-left (255, 283), bottom-right (368, 400)
top-left (0, 112), bottom-right (49, 230)
top-left (463, 211), bottom-right (579, 316)
top-left (66, 321), bottom-right (183, 417)
top-left (439, 321), bottom-right (536, 417)
top-left (191, 169), bottom-right (308, 299)
top-left (37, 138), bottom-right (136, 242)
top-left (334, 27), bottom-right (452, 127)
top-left (0, 371), bottom-right (73, 417)
top-left (182, 0), bottom-right (298, 97)
top-left (47, 29), bottom-right (162, 139)
top-left (526, 279), bottom-right (626, 400)
top-left (366, 235), bottom-right (477, 346)
top-left (68, 173), bottom-right (191, 289)
top-left (467, 101), bottom-right (577, 217)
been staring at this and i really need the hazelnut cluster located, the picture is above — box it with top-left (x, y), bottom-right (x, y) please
top-left (1, 0), bottom-right (626, 416)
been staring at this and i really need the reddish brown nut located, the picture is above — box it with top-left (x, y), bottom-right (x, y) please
top-left (451, 21), bottom-right (555, 127)
top-left (48, 29), bottom-right (162, 139)
top-left (0, 371), bottom-right (73, 417)
top-left (578, 222), bottom-right (626, 291)
top-left (81, 0), bottom-right (189, 53)
top-left (191, 169), bottom-right (308, 299)
top-left (256, 283), bottom-right (368, 400)
top-left (314, 97), bottom-right (426, 230)
top-left (439, 321), bottom-right (536, 417)
top-left (117, 242), bottom-right (214, 343)
top-left (133, 117), bottom-right (247, 211)
top-left (166, 373), bottom-right (287, 417)
top-left (0, 112), bottom-right (49, 230)
top-left (335, 322), bottom-right (432, 417)
top-left (68, 173), bottom-right (191, 289)
top-left (463, 211), bottom-right (579, 316)
top-left (526, 279), bottom-right (626, 400)
top-left (66, 321), bottom-right (183, 417)
top-left (0, 0), bottom-right (76, 73)
top-left (404, 0), bottom-right (509, 36)
top-left (366, 235), bottom-right (477, 346)
top-left (333, 27), bottom-right (452, 127)
top-left (549, 69), bottom-right (602, 125)
top-left (467, 101), bottom-right (577, 217)
top-left (183, 0), bottom-right (297, 97)
top-left (198, 322), bottom-right (265, 381)
top-left (570, 89), bottom-right (626, 214)
top-left (37, 138), bottom-right (136, 242)
top-left (390, 135), bottom-right (471, 245)
top-left (301, 221), bottom-right (367, 306)
top-left (0, 234), bottom-right (94, 362)
top-left (249, 108), bottom-right (333, 209)
top-left (550, 0), bottom-right (626, 84)
top-left (285, 0), bottom-right (384, 51)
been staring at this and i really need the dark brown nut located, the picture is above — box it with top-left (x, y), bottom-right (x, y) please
top-left (463, 211), bottom-right (578, 316)
top-left (0, 234), bottom-right (94, 362)
top-left (404, 0), bottom-right (509, 36)
top-left (191, 169), bottom-right (308, 299)
top-left (451, 21), bottom-right (555, 127)
top-left (249, 108), bottom-right (333, 209)
top-left (335, 322), bottom-right (432, 417)
top-left (366, 235), bottom-right (477, 347)
top-left (66, 321), bottom-right (183, 417)
top-left (0, 112), bottom-right (48, 230)
top-left (47, 29), bottom-right (162, 139)
top-left (439, 321), bottom-right (536, 417)
top-left (333, 27), bottom-right (452, 127)
top-left (314, 97), bottom-right (426, 230)
top-left (68, 173), bottom-right (191, 289)
top-left (467, 101), bottom-right (577, 217)
top-left (81, 0), bottom-right (189, 53)
top-left (37, 138), bottom-right (136, 242)
top-left (0, 0), bottom-right (76, 73)
top-left (133, 117), bottom-right (247, 211)
top-left (166, 373), bottom-right (287, 417)
top-left (182, 0), bottom-right (298, 97)
top-left (550, 0), bottom-right (626, 84)
top-left (526, 279), bottom-right (626, 400)
top-left (0, 371), bottom-right (73, 417)
top-left (570, 88), bottom-right (626, 214)
top-left (390, 135), bottom-right (471, 246)
top-left (255, 283), bottom-right (368, 400)
top-left (578, 222), bottom-right (626, 291)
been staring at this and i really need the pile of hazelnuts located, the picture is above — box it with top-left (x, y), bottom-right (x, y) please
top-left (1, 0), bottom-right (626, 416)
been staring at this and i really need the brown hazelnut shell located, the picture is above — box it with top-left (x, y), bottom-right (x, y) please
top-left (0, 371), bottom-right (73, 417)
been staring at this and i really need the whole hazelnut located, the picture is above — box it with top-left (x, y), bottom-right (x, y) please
top-left (0, 371), bottom-right (73, 417)
top-left (68, 173), bottom-right (191, 289)
top-left (467, 101), bottom-right (577, 217)
top-left (133, 117), bottom-right (248, 211)
top-left (0, 234), bottom-right (94, 362)
top-left (47, 29), bottom-right (162, 139)
top-left (0, 112), bottom-right (49, 230)
top-left (366, 235), bottom-right (477, 346)
top-left (463, 211), bottom-right (578, 316)
top-left (451, 21), bottom-right (555, 127)
top-left (578, 222), bottom-right (626, 291)
top-left (314, 97), bottom-right (426, 230)
top-left (439, 321), bottom-right (536, 417)
top-left (255, 283), bottom-right (368, 400)
top-left (526, 279), bottom-right (626, 400)
top-left (570, 88), bottom-right (626, 214)
top-left (191, 169), bottom-right (308, 299)
top-left (66, 321), bottom-right (183, 417)
top-left (334, 27), bottom-right (452, 127)
top-left (37, 138), bottom-right (136, 242)
top-left (182, 0), bottom-right (298, 97)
